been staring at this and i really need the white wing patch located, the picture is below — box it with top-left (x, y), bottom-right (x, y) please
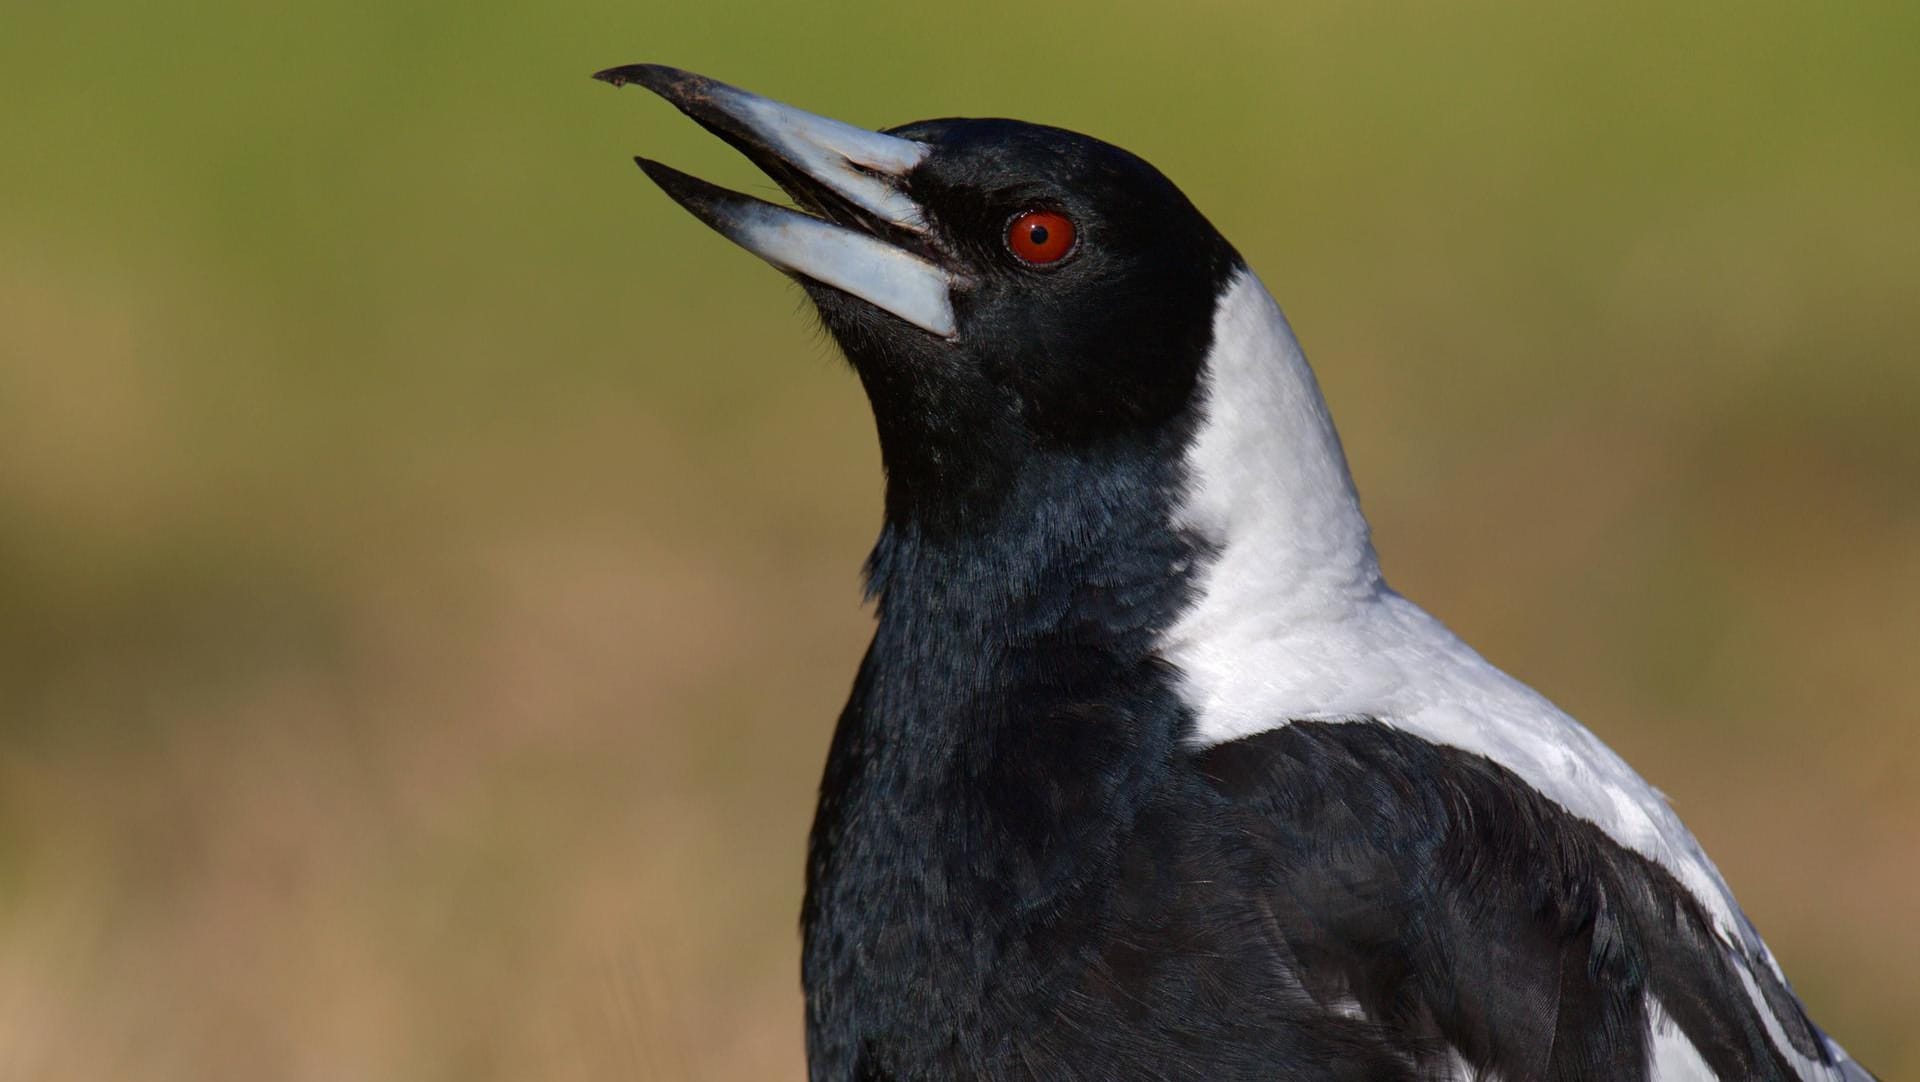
top-left (1648, 998), bottom-right (1720, 1081)
top-left (1157, 267), bottom-right (1851, 1074)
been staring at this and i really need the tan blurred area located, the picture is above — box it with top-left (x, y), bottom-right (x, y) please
top-left (1, 2), bottom-right (1915, 1079)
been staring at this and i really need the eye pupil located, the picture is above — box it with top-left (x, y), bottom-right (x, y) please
top-left (1007, 210), bottom-right (1075, 265)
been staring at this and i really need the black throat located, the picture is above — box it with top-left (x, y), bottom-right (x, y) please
top-left (800, 423), bottom-right (1208, 1076)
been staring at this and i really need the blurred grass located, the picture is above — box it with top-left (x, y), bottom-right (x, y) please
top-left (1, 1), bottom-right (1916, 1078)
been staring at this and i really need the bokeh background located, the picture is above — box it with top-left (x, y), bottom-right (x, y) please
top-left (2, 1), bottom-right (1916, 1078)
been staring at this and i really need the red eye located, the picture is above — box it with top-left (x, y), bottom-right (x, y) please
top-left (1006, 210), bottom-right (1076, 265)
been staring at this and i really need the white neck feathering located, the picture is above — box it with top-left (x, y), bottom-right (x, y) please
top-left (1157, 267), bottom-right (1760, 960)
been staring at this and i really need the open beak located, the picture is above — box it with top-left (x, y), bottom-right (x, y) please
top-left (595, 64), bottom-right (958, 340)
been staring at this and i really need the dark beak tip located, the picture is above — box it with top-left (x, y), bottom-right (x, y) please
top-left (591, 63), bottom-right (708, 101)
top-left (632, 155), bottom-right (668, 182)
top-left (592, 63), bottom-right (663, 88)
top-left (630, 157), bottom-right (730, 221)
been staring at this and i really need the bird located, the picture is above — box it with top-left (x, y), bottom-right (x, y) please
top-left (594, 63), bottom-right (1875, 1082)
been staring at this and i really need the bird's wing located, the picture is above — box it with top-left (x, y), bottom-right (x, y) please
top-left (1194, 718), bottom-right (1862, 1082)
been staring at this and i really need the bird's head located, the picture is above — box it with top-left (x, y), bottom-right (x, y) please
top-left (598, 65), bottom-right (1247, 533)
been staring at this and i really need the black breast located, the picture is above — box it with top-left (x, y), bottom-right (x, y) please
top-left (804, 716), bottom-right (1831, 1081)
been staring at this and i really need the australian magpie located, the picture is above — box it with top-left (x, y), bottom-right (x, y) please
top-left (595, 63), bottom-right (1875, 1082)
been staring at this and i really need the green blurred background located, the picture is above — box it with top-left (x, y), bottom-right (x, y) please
top-left (2, 1), bottom-right (1916, 1078)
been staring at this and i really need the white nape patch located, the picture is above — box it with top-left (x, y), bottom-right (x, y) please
top-left (1159, 267), bottom-right (1768, 966)
top-left (1647, 998), bottom-right (1719, 1081)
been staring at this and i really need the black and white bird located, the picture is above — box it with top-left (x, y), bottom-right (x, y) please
top-left (596, 64), bottom-right (1874, 1082)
